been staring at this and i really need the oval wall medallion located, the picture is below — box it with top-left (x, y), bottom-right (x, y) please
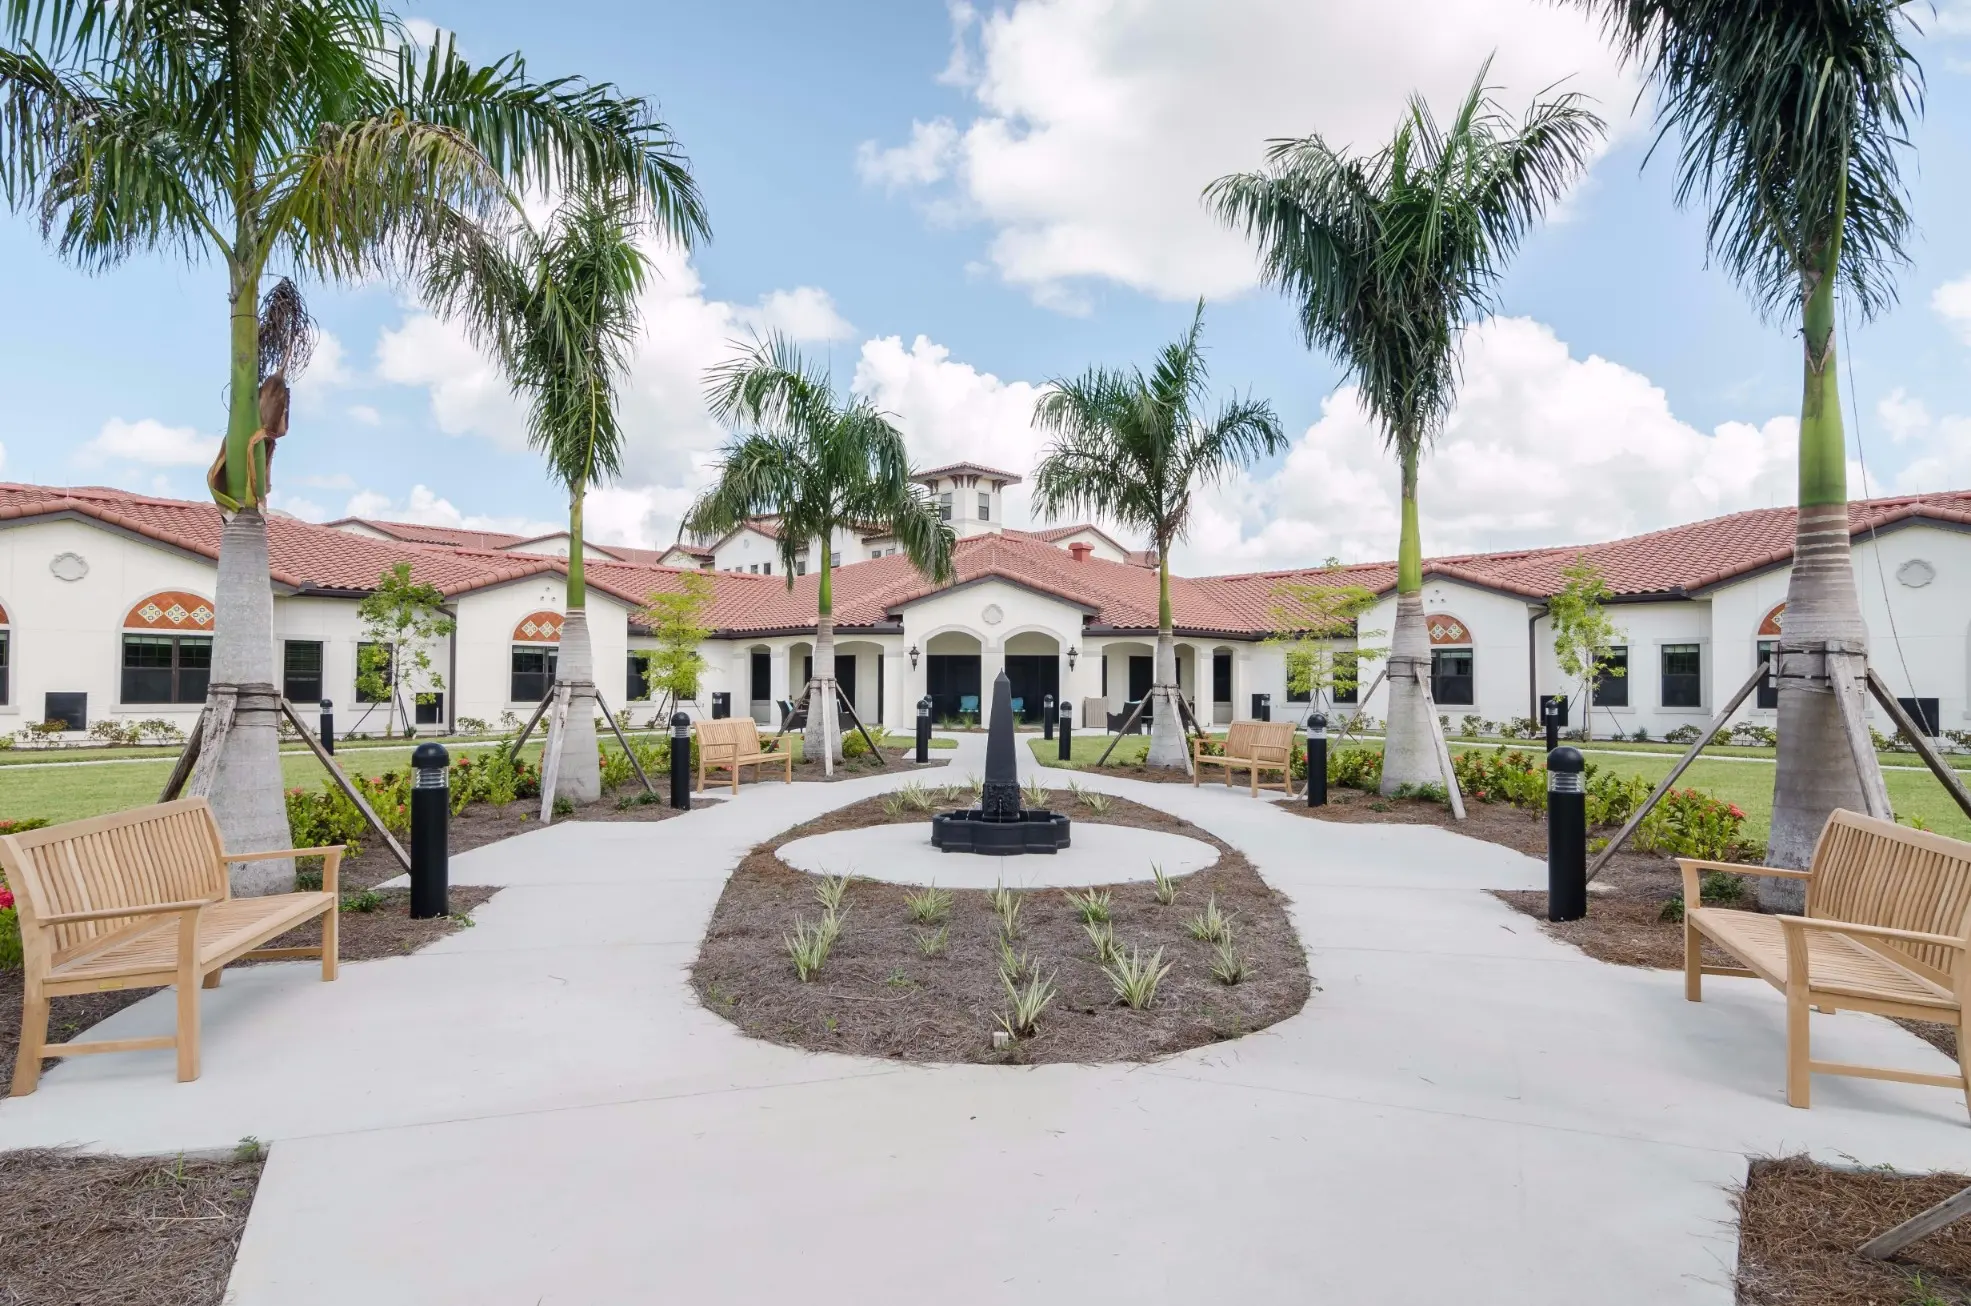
top-left (49, 552), bottom-right (89, 582)
top-left (981, 603), bottom-right (1004, 626)
top-left (1896, 558), bottom-right (1936, 589)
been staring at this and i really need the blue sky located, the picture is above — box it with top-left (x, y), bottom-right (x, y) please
top-left (4, 1), bottom-right (1970, 573)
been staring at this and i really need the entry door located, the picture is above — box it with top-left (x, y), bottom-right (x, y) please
top-left (1128, 655), bottom-right (1153, 701)
top-left (1003, 655), bottom-right (1060, 723)
top-left (926, 655), bottom-right (982, 721)
top-left (835, 655), bottom-right (856, 709)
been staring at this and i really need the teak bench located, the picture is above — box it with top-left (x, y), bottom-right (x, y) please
top-left (1682, 809), bottom-right (1971, 1115)
top-left (1193, 720), bottom-right (1297, 796)
top-left (1, 798), bottom-right (343, 1095)
top-left (696, 717), bottom-right (794, 794)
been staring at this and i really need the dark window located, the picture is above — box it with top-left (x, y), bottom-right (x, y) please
top-left (1431, 648), bottom-right (1474, 706)
top-left (626, 653), bottom-right (650, 702)
top-left (1662, 644), bottom-right (1702, 708)
top-left (750, 651), bottom-right (771, 700)
top-left (511, 646), bottom-right (557, 703)
top-left (44, 691), bottom-right (86, 731)
top-left (355, 642), bottom-right (394, 703)
top-left (978, 492), bottom-right (991, 521)
top-left (0, 629), bottom-right (9, 705)
top-left (1128, 656), bottom-right (1153, 703)
top-left (415, 693), bottom-right (445, 726)
top-left (283, 640), bottom-right (324, 704)
top-left (1593, 646), bottom-right (1629, 707)
top-left (1899, 697), bottom-right (1942, 737)
top-left (122, 634), bottom-right (210, 704)
top-left (1100, 655), bottom-right (1108, 696)
top-left (1756, 640), bottom-right (1778, 710)
top-left (1333, 650), bottom-right (1359, 704)
top-left (1212, 652), bottom-right (1232, 703)
top-left (938, 491), bottom-right (953, 522)
top-left (1285, 649), bottom-right (1311, 703)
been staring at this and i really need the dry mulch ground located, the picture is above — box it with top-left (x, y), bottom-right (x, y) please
top-left (692, 788), bottom-right (1311, 1064)
top-left (0, 1146), bottom-right (265, 1306)
top-left (783, 749), bottom-right (952, 784)
top-left (1739, 1155), bottom-right (1971, 1305)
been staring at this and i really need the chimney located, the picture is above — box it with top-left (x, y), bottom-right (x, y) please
top-left (1068, 542), bottom-right (1093, 563)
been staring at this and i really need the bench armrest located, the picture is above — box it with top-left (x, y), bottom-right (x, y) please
top-left (225, 845), bottom-right (347, 861)
top-left (42, 898), bottom-right (216, 925)
top-left (1676, 858), bottom-right (1810, 880)
top-left (1776, 915), bottom-right (1967, 951)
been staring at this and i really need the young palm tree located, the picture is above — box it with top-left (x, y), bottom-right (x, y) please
top-left (686, 336), bottom-right (955, 762)
top-left (419, 189), bottom-right (652, 803)
top-left (1031, 302), bottom-right (1286, 771)
top-left (1, 2), bottom-right (705, 884)
top-left (1571, 1), bottom-right (1921, 890)
top-left (1208, 64), bottom-right (1602, 793)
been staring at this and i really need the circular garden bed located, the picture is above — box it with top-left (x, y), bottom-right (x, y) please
top-left (691, 786), bottom-right (1311, 1064)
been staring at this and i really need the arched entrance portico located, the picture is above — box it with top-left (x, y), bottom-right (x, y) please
top-left (925, 630), bottom-right (982, 723)
top-left (1002, 630), bottom-right (1060, 724)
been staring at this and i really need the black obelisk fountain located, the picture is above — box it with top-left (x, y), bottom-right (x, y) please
top-left (930, 670), bottom-right (1071, 855)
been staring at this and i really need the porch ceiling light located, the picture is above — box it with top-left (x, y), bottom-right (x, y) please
top-left (1066, 645), bottom-right (1078, 670)
top-left (909, 644), bottom-right (920, 670)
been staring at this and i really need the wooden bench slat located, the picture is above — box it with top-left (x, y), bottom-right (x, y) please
top-left (1194, 720), bottom-right (1297, 797)
top-left (1683, 809), bottom-right (1971, 1116)
top-left (696, 718), bottom-right (794, 794)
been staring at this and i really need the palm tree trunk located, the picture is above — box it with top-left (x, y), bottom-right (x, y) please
top-left (203, 260), bottom-right (293, 895)
top-left (1765, 221), bottom-right (1886, 907)
top-left (556, 485), bottom-right (602, 804)
top-left (805, 547), bottom-right (841, 763)
top-left (1145, 546), bottom-right (1188, 769)
top-left (1382, 438), bottom-right (1436, 793)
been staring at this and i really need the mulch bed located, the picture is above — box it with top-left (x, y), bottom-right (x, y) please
top-left (0, 1146), bottom-right (265, 1306)
top-left (783, 749), bottom-right (952, 784)
top-left (1739, 1155), bottom-right (1971, 1304)
top-left (691, 788), bottom-right (1311, 1064)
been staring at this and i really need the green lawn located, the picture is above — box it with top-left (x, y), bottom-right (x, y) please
top-left (1026, 734), bottom-right (1971, 847)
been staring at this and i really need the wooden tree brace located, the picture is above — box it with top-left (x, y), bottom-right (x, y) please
top-left (1859, 1183), bottom-right (1971, 1260)
top-left (279, 697), bottom-right (411, 873)
top-left (594, 690), bottom-right (656, 796)
top-left (185, 685), bottom-right (239, 800)
top-left (506, 685), bottom-right (557, 764)
top-left (1826, 650), bottom-right (1894, 822)
top-left (830, 679), bottom-right (887, 767)
top-left (536, 684), bottom-right (573, 825)
top-left (1866, 668), bottom-right (1971, 823)
top-left (1094, 694), bottom-right (1150, 768)
top-left (158, 704), bottom-right (211, 803)
top-left (1411, 664), bottom-right (1466, 821)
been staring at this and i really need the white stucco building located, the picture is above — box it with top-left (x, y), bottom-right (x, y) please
top-left (1, 481), bottom-right (1966, 750)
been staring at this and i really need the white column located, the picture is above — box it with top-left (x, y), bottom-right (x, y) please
top-left (882, 643), bottom-right (907, 730)
top-left (981, 637), bottom-right (1006, 708)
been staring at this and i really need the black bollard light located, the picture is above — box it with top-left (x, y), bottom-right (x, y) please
top-left (1043, 693), bottom-right (1056, 741)
top-left (1546, 745), bottom-right (1587, 922)
top-left (1057, 700), bottom-right (1073, 762)
top-left (1542, 694), bottom-right (1563, 754)
top-left (409, 742), bottom-right (450, 919)
top-left (1305, 712), bottom-right (1328, 807)
top-left (915, 695), bottom-right (931, 764)
top-left (670, 712), bottom-right (692, 810)
top-left (319, 699), bottom-right (335, 755)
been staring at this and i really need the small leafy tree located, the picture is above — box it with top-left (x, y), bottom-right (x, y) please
top-left (1548, 556), bottom-right (1622, 741)
top-left (637, 573), bottom-right (714, 715)
top-left (1269, 575), bottom-right (1386, 714)
top-left (356, 564), bottom-right (455, 737)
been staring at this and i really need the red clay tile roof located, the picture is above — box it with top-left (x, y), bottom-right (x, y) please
top-left (914, 461), bottom-right (1024, 484)
top-left (324, 517), bottom-right (531, 551)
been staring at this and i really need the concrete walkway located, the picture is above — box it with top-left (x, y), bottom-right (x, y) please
top-left (3, 734), bottom-right (1966, 1303)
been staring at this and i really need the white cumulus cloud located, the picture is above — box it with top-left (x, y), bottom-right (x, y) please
top-left (861, 0), bottom-right (1635, 309)
top-left (81, 417), bottom-right (220, 467)
top-left (342, 484), bottom-right (559, 538)
top-left (1932, 273), bottom-right (1971, 345)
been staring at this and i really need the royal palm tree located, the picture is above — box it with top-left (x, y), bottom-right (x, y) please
top-left (1031, 302), bottom-right (1285, 771)
top-left (1208, 64), bottom-right (1602, 794)
top-left (686, 336), bottom-right (954, 762)
top-left (419, 188), bottom-right (652, 804)
top-left (1, 1), bottom-right (705, 884)
top-left (1571, 1), bottom-right (1921, 893)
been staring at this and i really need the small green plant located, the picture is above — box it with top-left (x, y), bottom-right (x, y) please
top-left (884, 967), bottom-right (914, 989)
top-left (990, 882), bottom-right (1024, 937)
top-left (881, 792), bottom-right (909, 820)
top-left (915, 925), bottom-right (949, 957)
top-left (552, 795), bottom-right (575, 817)
top-left (897, 780), bottom-right (938, 812)
top-left (1700, 870), bottom-right (1747, 904)
top-left (1392, 781), bottom-right (1448, 803)
top-left (341, 888), bottom-right (384, 914)
top-left (967, 774), bottom-right (986, 803)
top-left (997, 935), bottom-right (1038, 986)
top-left (1186, 894), bottom-right (1234, 944)
top-left (1208, 939), bottom-right (1250, 985)
top-left (233, 1136), bottom-right (266, 1162)
top-left (905, 884), bottom-right (953, 925)
top-left (996, 967), bottom-right (1058, 1039)
top-left (814, 873), bottom-right (853, 913)
top-left (1083, 919), bottom-right (1121, 964)
top-left (1150, 862), bottom-right (1179, 906)
top-left (1022, 776), bottom-right (1050, 808)
top-left (1103, 945), bottom-right (1172, 1010)
top-left (785, 911), bottom-right (843, 982)
top-left (1066, 779), bottom-right (1087, 804)
top-left (1081, 791), bottom-right (1112, 815)
top-left (1064, 887), bottom-right (1112, 924)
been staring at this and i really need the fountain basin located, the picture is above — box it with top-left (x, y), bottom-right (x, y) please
top-left (930, 808), bottom-right (1072, 855)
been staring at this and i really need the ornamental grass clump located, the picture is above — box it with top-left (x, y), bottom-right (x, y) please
top-left (915, 925), bottom-right (949, 958)
top-left (996, 968), bottom-right (1059, 1040)
top-left (1083, 919), bottom-right (1121, 965)
top-left (905, 884), bottom-right (953, 925)
top-left (786, 910), bottom-right (844, 982)
top-left (1081, 791), bottom-right (1112, 815)
top-left (1064, 887), bottom-right (1112, 925)
top-left (997, 936), bottom-right (1037, 985)
top-left (1209, 939), bottom-right (1250, 985)
top-left (1150, 863), bottom-right (1179, 906)
top-left (1022, 777), bottom-right (1050, 809)
top-left (1103, 946), bottom-right (1172, 1010)
top-left (1186, 894), bottom-right (1235, 945)
top-left (991, 882), bottom-right (1024, 937)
